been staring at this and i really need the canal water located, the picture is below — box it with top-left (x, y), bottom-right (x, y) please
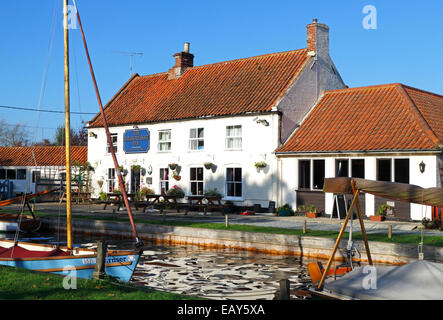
top-left (2, 232), bottom-right (315, 300)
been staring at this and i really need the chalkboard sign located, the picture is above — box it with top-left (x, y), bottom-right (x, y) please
top-left (268, 201), bottom-right (276, 213)
top-left (123, 129), bottom-right (150, 153)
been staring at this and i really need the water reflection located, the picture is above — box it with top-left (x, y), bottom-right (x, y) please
top-left (3, 233), bottom-right (313, 300)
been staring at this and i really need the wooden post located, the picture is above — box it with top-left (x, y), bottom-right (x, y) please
top-left (93, 240), bottom-right (107, 280)
top-left (225, 214), bottom-right (229, 228)
top-left (388, 225), bottom-right (392, 239)
top-left (303, 220), bottom-right (307, 234)
top-left (63, 0), bottom-right (73, 251)
top-left (352, 180), bottom-right (373, 266)
top-left (279, 279), bottom-right (290, 300)
top-left (317, 187), bottom-right (359, 290)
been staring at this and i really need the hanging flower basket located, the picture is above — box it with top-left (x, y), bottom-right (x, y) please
top-left (131, 165), bottom-right (141, 173)
top-left (254, 161), bottom-right (267, 168)
top-left (204, 162), bottom-right (213, 170)
top-left (172, 172), bottom-right (181, 181)
top-left (169, 163), bottom-right (178, 170)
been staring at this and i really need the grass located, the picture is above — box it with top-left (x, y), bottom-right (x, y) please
top-left (0, 265), bottom-right (199, 300)
top-left (9, 209), bottom-right (443, 247)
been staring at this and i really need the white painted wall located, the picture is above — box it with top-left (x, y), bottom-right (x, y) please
top-left (87, 114), bottom-right (280, 206)
top-left (279, 153), bottom-right (440, 220)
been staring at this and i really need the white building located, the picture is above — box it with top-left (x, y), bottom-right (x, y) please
top-left (276, 83), bottom-right (443, 221)
top-left (0, 146), bottom-right (87, 197)
top-left (86, 20), bottom-right (346, 207)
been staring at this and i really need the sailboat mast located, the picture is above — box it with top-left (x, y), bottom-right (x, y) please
top-left (73, 0), bottom-right (143, 247)
top-left (63, 0), bottom-right (73, 250)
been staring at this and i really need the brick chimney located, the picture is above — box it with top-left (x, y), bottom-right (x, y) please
top-left (306, 19), bottom-right (329, 57)
top-left (167, 42), bottom-right (194, 80)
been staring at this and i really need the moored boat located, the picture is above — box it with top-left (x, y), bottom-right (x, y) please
top-left (0, 0), bottom-right (143, 283)
top-left (0, 239), bottom-right (139, 282)
top-left (307, 177), bottom-right (443, 300)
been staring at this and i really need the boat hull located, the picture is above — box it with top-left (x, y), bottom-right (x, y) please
top-left (0, 240), bottom-right (141, 282)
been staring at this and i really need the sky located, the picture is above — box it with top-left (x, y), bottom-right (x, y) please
top-left (0, 0), bottom-right (442, 143)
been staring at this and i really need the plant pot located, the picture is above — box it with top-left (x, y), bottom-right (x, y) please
top-left (168, 164), bottom-right (178, 170)
top-left (306, 211), bottom-right (318, 218)
top-left (204, 163), bottom-right (213, 170)
top-left (370, 215), bottom-right (385, 221)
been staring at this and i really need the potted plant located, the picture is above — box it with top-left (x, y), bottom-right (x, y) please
top-left (140, 186), bottom-right (155, 199)
top-left (298, 205), bottom-right (318, 218)
top-left (203, 162), bottom-right (213, 170)
top-left (277, 204), bottom-right (294, 216)
top-left (204, 188), bottom-right (222, 197)
top-left (168, 163), bottom-right (178, 170)
top-left (131, 164), bottom-right (141, 173)
top-left (166, 185), bottom-right (185, 199)
top-left (371, 204), bottom-right (392, 221)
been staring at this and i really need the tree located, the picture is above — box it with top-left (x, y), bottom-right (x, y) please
top-left (54, 122), bottom-right (87, 146)
top-left (0, 118), bottom-right (30, 146)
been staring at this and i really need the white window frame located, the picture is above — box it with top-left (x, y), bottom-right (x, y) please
top-left (158, 129), bottom-right (172, 152)
top-left (225, 125), bottom-right (242, 150)
top-left (106, 133), bottom-right (118, 154)
top-left (189, 128), bottom-right (204, 151)
top-left (189, 167), bottom-right (204, 195)
top-left (160, 168), bottom-right (169, 194)
top-left (107, 168), bottom-right (116, 192)
top-left (224, 166), bottom-right (243, 200)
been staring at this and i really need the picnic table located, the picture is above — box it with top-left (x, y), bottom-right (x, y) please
top-left (136, 194), bottom-right (180, 214)
top-left (184, 195), bottom-right (226, 215)
top-left (102, 192), bottom-right (135, 211)
top-left (61, 191), bottom-right (92, 204)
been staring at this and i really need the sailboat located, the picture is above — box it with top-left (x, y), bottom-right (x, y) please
top-left (308, 177), bottom-right (443, 300)
top-left (0, 0), bottom-right (143, 282)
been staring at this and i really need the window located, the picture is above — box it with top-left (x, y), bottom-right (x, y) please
top-left (189, 128), bottom-right (204, 151)
top-left (190, 167), bottom-right (204, 195)
top-left (160, 168), bottom-right (169, 194)
top-left (377, 159), bottom-right (392, 182)
top-left (158, 130), bottom-right (171, 152)
top-left (351, 159), bottom-right (365, 178)
top-left (32, 171), bottom-right (40, 183)
top-left (107, 133), bottom-right (118, 154)
top-left (394, 159), bottom-right (409, 184)
top-left (0, 169), bottom-right (5, 179)
top-left (299, 160), bottom-right (311, 189)
top-left (313, 160), bottom-right (325, 190)
top-left (7, 169), bottom-right (16, 180)
top-left (17, 169), bottom-right (26, 180)
top-left (226, 168), bottom-right (242, 198)
top-left (107, 168), bottom-right (116, 192)
top-left (336, 159), bottom-right (349, 177)
top-left (226, 125), bottom-right (242, 150)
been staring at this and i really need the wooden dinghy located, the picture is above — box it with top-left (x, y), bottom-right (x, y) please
top-left (307, 177), bottom-right (443, 300)
top-left (0, 239), bottom-right (141, 282)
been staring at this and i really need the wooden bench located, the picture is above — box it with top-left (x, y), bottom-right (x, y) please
top-left (184, 195), bottom-right (226, 215)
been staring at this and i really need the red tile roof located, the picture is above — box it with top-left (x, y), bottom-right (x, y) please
top-left (0, 146), bottom-right (87, 167)
top-left (88, 49), bottom-right (310, 127)
top-left (276, 83), bottom-right (443, 153)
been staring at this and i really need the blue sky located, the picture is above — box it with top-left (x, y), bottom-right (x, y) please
top-left (0, 0), bottom-right (442, 142)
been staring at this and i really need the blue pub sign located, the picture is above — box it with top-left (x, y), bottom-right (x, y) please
top-left (123, 129), bottom-right (150, 153)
